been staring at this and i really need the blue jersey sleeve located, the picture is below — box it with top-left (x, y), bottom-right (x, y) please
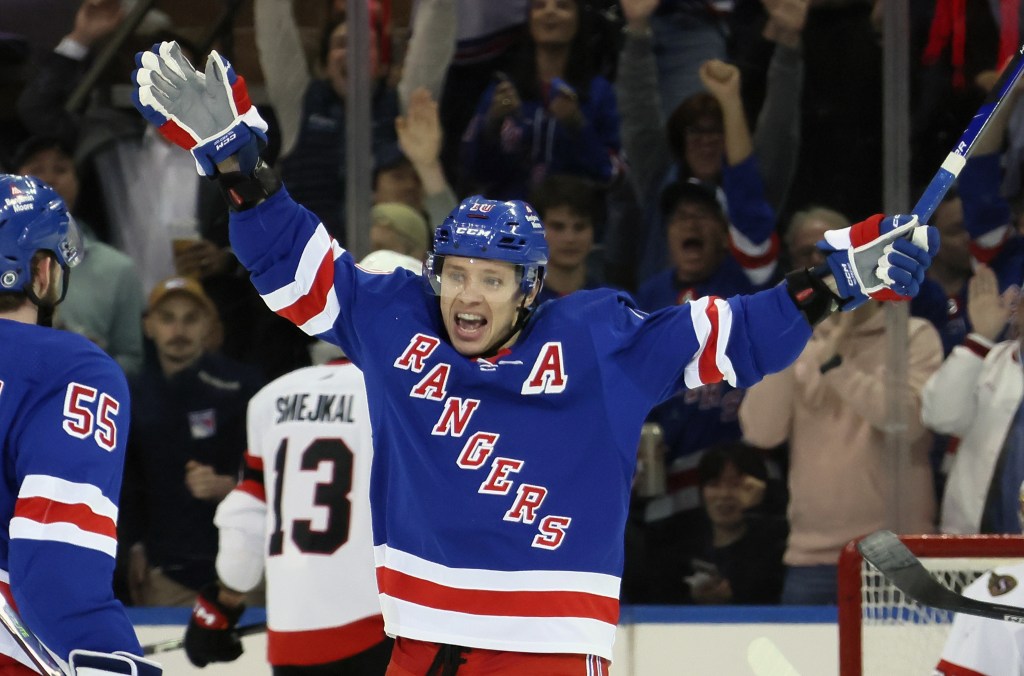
top-left (9, 339), bottom-right (141, 660)
top-left (583, 283), bottom-right (811, 409)
top-left (229, 188), bottom-right (425, 367)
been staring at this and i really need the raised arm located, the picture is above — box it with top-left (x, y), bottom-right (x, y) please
top-left (128, 41), bottom-right (942, 354)
top-left (615, 0), bottom-right (674, 203)
top-left (16, 0), bottom-right (125, 139)
top-left (253, 0), bottom-right (313, 158)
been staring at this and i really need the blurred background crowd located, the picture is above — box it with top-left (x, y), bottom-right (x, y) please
top-left (1, 0), bottom-right (1023, 610)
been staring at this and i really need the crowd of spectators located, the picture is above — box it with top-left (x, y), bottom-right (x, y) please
top-left (3, 0), bottom-right (1024, 613)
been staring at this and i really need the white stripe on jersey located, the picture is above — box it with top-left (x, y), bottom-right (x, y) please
top-left (9, 520), bottom-right (117, 557)
top-left (298, 290), bottom-right (343, 336)
top-left (261, 225), bottom-right (341, 312)
top-left (374, 544), bottom-right (621, 598)
top-left (683, 297), bottom-right (736, 388)
top-left (20, 475), bottom-right (118, 520)
top-left (378, 595), bottom-right (617, 660)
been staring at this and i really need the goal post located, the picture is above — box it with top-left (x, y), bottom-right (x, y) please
top-left (838, 533), bottom-right (1024, 676)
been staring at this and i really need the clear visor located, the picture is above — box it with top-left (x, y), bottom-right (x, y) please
top-left (60, 214), bottom-right (84, 269)
top-left (426, 254), bottom-right (524, 303)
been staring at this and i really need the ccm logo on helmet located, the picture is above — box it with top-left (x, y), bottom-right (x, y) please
top-left (455, 227), bottom-right (493, 236)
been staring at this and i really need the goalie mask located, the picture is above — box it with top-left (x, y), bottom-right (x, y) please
top-left (0, 174), bottom-right (83, 304)
top-left (424, 195), bottom-right (548, 299)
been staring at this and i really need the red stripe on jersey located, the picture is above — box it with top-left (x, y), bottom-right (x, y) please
top-left (934, 659), bottom-right (988, 676)
top-left (157, 120), bottom-right (198, 150)
top-left (377, 567), bottom-right (619, 624)
top-left (969, 239), bottom-right (1004, 264)
top-left (849, 214), bottom-right (885, 247)
top-left (275, 251), bottom-right (335, 327)
top-left (231, 74), bottom-right (253, 114)
top-left (697, 300), bottom-right (724, 384)
top-left (962, 335), bottom-right (993, 358)
top-left (14, 496), bottom-right (116, 539)
top-left (243, 452), bottom-right (264, 472)
top-left (267, 614), bottom-right (385, 666)
top-left (728, 232), bottom-right (780, 269)
top-left (236, 479), bottom-right (266, 503)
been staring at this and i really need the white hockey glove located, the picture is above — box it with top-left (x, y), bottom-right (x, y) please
top-left (69, 649), bottom-right (162, 675)
top-left (132, 41), bottom-right (268, 176)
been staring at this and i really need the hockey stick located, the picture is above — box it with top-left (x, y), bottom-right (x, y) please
top-left (142, 621), bottom-right (267, 656)
top-left (857, 530), bottom-right (1024, 622)
top-left (0, 593), bottom-right (66, 675)
top-left (912, 42), bottom-right (1024, 222)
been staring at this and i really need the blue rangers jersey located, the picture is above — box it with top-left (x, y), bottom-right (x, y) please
top-left (229, 189), bottom-right (812, 660)
top-left (0, 319), bottom-right (140, 670)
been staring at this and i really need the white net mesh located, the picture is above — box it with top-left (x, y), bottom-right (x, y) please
top-left (858, 555), bottom-right (1024, 675)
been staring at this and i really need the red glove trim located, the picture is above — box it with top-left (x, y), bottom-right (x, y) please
top-left (192, 595), bottom-right (232, 630)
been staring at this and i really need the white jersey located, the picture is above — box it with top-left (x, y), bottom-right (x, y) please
top-left (935, 563), bottom-right (1024, 676)
top-left (214, 360), bottom-right (384, 667)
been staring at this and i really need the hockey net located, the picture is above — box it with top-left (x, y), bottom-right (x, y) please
top-left (838, 534), bottom-right (1024, 676)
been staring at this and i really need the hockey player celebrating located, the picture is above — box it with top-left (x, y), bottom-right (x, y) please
top-left (132, 42), bottom-right (939, 674)
top-left (0, 174), bottom-right (160, 674)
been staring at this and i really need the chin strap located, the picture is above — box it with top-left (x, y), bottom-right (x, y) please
top-left (472, 298), bottom-right (535, 360)
top-left (26, 264), bottom-right (70, 327)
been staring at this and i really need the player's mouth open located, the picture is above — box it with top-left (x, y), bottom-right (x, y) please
top-left (454, 312), bottom-right (487, 337)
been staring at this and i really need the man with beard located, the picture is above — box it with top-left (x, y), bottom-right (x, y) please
top-left (118, 276), bottom-right (263, 607)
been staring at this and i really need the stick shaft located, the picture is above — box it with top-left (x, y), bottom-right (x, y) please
top-left (912, 43), bottom-right (1024, 222)
top-left (0, 594), bottom-right (66, 676)
top-left (142, 622), bottom-right (267, 656)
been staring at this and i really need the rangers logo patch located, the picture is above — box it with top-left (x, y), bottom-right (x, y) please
top-left (188, 409), bottom-right (217, 439)
top-left (989, 573), bottom-right (1018, 597)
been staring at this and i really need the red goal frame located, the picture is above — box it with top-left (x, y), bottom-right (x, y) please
top-left (837, 533), bottom-right (1024, 676)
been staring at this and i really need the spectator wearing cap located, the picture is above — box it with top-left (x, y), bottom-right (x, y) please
top-left (622, 177), bottom-right (780, 604)
top-left (13, 134), bottom-right (146, 375)
top-left (636, 179), bottom-right (774, 311)
top-left (117, 276), bottom-right (264, 607)
top-left (369, 202), bottom-right (430, 261)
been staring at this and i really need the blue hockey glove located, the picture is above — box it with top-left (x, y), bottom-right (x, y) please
top-left (818, 214), bottom-right (939, 310)
top-left (69, 649), bottom-right (162, 675)
top-left (184, 583), bottom-right (245, 667)
top-left (132, 41), bottom-right (268, 176)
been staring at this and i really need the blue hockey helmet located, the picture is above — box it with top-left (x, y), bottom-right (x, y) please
top-left (0, 174), bottom-right (82, 297)
top-left (425, 195), bottom-right (548, 297)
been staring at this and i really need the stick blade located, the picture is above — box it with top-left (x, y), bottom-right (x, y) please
top-left (858, 530), bottom-right (915, 574)
top-left (858, 529), bottom-right (1024, 624)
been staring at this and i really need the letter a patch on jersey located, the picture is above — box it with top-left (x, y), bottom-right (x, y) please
top-left (521, 342), bottom-right (568, 395)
